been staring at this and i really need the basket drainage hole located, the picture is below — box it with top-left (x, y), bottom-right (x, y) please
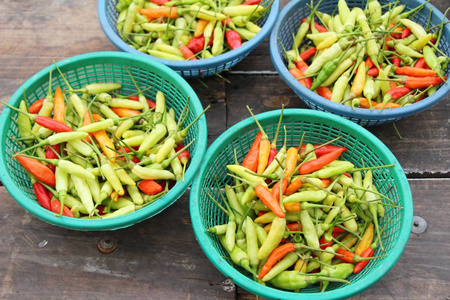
top-left (411, 216), bottom-right (427, 234)
top-left (98, 236), bottom-right (118, 253)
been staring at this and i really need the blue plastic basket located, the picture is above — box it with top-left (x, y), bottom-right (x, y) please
top-left (190, 109), bottom-right (413, 299)
top-left (0, 52), bottom-right (208, 231)
top-left (98, 0), bottom-right (279, 78)
top-left (270, 0), bottom-right (450, 126)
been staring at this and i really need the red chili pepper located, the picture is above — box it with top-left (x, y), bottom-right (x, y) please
top-left (241, 0), bottom-right (261, 4)
top-left (35, 116), bottom-right (73, 132)
top-left (188, 35), bottom-right (206, 54)
top-left (243, 132), bottom-right (262, 172)
top-left (332, 227), bottom-right (347, 234)
top-left (365, 57), bottom-right (374, 69)
top-left (28, 99), bottom-right (45, 114)
top-left (128, 95), bottom-right (156, 108)
top-left (50, 199), bottom-right (74, 217)
top-left (97, 205), bottom-right (105, 215)
top-left (298, 147), bottom-right (346, 175)
top-left (45, 144), bottom-right (60, 172)
top-left (267, 148), bottom-right (277, 166)
top-left (33, 181), bottom-right (52, 211)
top-left (296, 59), bottom-right (312, 89)
top-left (16, 155), bottom-right (56, 186)
top-left (257, 211), bottom-right (267, 217)
top-left (138, 180), bottom-right (163, 195)
top-left (301, 18), bottom-right (327, 32)
top-left (343, 172), bottom-right (352, 178)
top-left (353, 248), bottom-right (375, 273)
top-left (222, 17), bottom-right (233, 27)
top-left (208, 33), bottom-right (214, 47)
top-left (401, 27), bottom-right (411, 39)
top-left (180, 44), bottom-right (197, 60)
top-left (271, 178), bottom-right (288, 200)
top-left (386, 87), bottom-right (412, 100)
top-left (414, 58), bottom-right (428, 69)
top-left (367, 67), bottom-right (379, 77)
top-left (175, 143), bottom-right (191, 164)
top-left (390, 32), bottom-right (402, 39)
top-left (299, 47), bottom-right (317, 61)
top-left (317, 86), bottom-right (332, 100)
top-left (298, 144), bottom-right (347, 158)
top-left (336, 248), bottom-right (356, 263)
top-left (286, 222), bottom-right (301, 232)
top-left (225, 30), bottom-right (242, 50)
top-left (149, 0), bottom-right (169, 4)
top-left (430, 38), bottom-right (436, 44)
top-left (390, 56), bottom-right (401, 67)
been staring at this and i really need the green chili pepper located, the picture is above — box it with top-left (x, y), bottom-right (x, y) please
top-left (395, 43), bottom-right (423, 58)
top-left (212, 26), bottom-right (224, 56)
top-left (262, 252), bottom-right (298, 282)
top-left (71, 174), bottom-right (95, 216)
top-left (305, 43), bottom-right (343, 76)
top-left (102, 205), bottom-right (137, 218)
top-left (400, 18), bottom-right (427, 39)
top-left (300, 209), bottom-right (320, 249)
top-left (283, 190), bottom-right (327, 203)
top-left (17, 100), bottom-right (33, 146)
top-left (257, 217), bottom-right (286, 260)
top-left (387, 34), bottom-right (417, 48)
top-left (218, 235), bottom-right (253, 274)
top-left (270, 269), bottom-right (349, 290)
top-left (122, 0), bottom-right (144, 39)
top-left (127, 185), bottom-right (144, 205)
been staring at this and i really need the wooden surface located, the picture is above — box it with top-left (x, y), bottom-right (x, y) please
top-left (0, 0), bottom-right (449, 299)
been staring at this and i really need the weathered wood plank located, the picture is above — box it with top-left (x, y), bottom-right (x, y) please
top-left (237, 178), bottom-right (450, 299)
top-left (225, 75), bottom-right (450, 176)
top-left (0, 187), bottom-right (235, 299)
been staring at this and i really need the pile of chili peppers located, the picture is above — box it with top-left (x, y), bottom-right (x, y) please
top-left (207, 107), bottom-right (401, 292)
top-left (9, 64), bottom-right (205, 219)
top-left (115, 0), bottom-right (274, 60)
top-left (283, 0), bottom-right (449, 109)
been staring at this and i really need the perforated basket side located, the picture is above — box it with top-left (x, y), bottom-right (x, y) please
top-left (0, 52), bottom-right (207, 231)
top-left (98, 0), bottom-right (280, 77)
top-left (190, 109), bottom-right (412, 299)
top-left (270, 0), bottom-right (450, 126)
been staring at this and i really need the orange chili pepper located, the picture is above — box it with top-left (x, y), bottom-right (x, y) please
top-left (53, 87), bottom-right (65, 124)
top-left (110, 107), bottom-right (140, 117)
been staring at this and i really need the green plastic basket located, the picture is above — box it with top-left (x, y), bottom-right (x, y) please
top-left (190, 109), bottom-right (412, 299)
top-left (0, 52), bottom-right (207, 231)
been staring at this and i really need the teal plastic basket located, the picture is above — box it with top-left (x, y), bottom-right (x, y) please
top-left (270, 0), bottom-right (450, 126)
top-left (98, 0), bottom-right (279, 78)
top-left (0, 52), bottom-right (207, 231)
top-left (190, 109), bottom-right (412, 299)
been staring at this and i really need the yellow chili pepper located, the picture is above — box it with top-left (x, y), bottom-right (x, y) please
top-left (356, 223), bottom-right (374, 256)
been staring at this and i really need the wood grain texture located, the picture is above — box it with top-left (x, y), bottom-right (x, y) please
top-left (0, 187), bottom-right (235, 300)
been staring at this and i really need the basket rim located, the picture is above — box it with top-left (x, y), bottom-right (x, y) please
top-left (190, 108), bottom-right (413, 299)
top-left (269, 0), bottom-right (450, 121)
top-left (0, 51), bottom-right (208, 231)
top-left (98, 0), bottom-right (280, 72)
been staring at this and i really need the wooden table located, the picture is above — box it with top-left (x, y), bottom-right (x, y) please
top-left (1, 1), bottom-right (449, 299)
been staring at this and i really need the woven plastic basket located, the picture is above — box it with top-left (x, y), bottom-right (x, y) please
top-left (0, 51), bottom-right (207, 231)
top-left (270, 0), bottom-right (450, 126)
top-left (190, 109), bottom-right (412, 299)
top-left (98, 0), bottom-right (279, 78)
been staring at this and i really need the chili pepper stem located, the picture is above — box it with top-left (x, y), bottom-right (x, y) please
top-left (207, 192), bottom-right (228, 215)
